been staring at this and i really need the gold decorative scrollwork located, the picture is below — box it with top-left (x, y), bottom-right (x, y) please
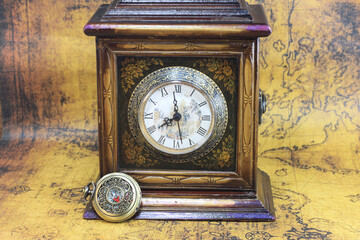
top-left (194, 58), bottom-right (236, 95)
top-left (208, 135), bottom-right (235, 169)
top-left (208, 177), bottom-right (217, 185)
top-left (119, 57), bottom-right (164, 93)
top-left (172, 177), bottom-right (181, 184)
top-left (103, 88), bottom-right (112, 99)
top-left (184, 42), bottom-right (197, 50)
top-left (134, 43), bottom-right (146, 50)
top-left (243, 143), bottom-right (251, 156)
top-left (244, 95), bottom-right (252, 105)
top-left (193, 134), bottom-right (235, 170)
top-left (122, 130), bottom-right (159, 167)
top-left (104, 135), bottom-right (113, 145)
top-left (229, 42), bottom-right (253, 52)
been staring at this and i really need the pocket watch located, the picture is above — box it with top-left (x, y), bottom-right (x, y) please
top-left (83, 173), bottom-right (142, 222)
top-left (128, 66), bottom-right (228, 163)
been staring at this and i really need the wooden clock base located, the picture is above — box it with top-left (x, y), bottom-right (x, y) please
top-left (83, 169), bottom-right (275, 221)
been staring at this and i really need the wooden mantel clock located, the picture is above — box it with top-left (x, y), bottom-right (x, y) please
top-left (84, 0), bottom-right (274, 221)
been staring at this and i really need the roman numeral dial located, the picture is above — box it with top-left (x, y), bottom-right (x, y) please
top-left (140, 82), bottom-right (214, 154)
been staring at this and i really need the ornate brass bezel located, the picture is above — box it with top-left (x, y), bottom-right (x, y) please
top-left (128, 66), bottom-right (227, 163)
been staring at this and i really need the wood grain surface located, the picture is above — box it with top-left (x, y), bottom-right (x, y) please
top-left (0, 0), bottom-right (359, 239)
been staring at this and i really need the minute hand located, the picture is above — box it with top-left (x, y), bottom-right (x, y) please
top-left (176, 120), bottom-right (183, 143)
top-left (172, 91), bottom-right (183, 143)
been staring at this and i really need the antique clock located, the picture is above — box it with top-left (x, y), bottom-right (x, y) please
top-left (84, 0), bottom-right (274, 221)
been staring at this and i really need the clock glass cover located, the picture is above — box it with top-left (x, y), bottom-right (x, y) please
top-left (139, 81), bottom-right (214, 155)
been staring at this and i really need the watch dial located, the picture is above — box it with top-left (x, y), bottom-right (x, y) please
top-left (141, 82), bottom-right (214, 154)
top-left (106, 187), bottom-right (124, 204)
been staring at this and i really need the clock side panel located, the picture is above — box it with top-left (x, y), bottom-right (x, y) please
top-left (252, 39), bottom-right (261, 188)
top-left (238, 41), bottom-right (257, 187)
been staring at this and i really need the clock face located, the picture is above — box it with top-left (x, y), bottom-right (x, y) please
top-left (139, 82), bottom-right (214, 155)
top-left (128, 66), bottom-right (228, 163)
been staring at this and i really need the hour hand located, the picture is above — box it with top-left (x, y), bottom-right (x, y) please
top-left (158, 117), bottom-right (173, 128)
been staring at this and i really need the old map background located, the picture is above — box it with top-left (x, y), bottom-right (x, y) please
top-left (0, 0), bottom-right (359, 239)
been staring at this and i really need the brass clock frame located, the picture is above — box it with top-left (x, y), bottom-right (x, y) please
top-left (128, 66), bottom-right (227, 162)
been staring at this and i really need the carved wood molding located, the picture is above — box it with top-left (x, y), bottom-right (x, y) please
top-left (131, 174), bottom-right (250, 189)
top-left (98, 40), bottom-right (117, 174)
top-left (243, 50), bottom-right (254, 158)
top-left (103, 40), bottom-right (254, 54)
top-left (238, 42), bottom-right (256, 185)
top-left (229, 42), bottom-right (254, 52)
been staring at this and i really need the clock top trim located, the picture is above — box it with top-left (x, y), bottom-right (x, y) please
top-left (84, 1), bottom-right (271, 39)
top-left (105, 0), bottom-right (252, 23)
